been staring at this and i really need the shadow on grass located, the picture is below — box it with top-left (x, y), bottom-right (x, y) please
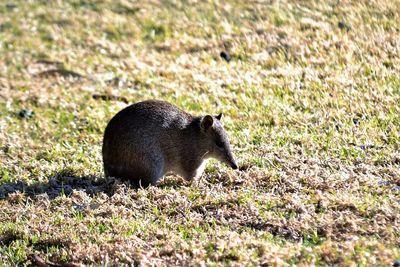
top-left (0, 170), bottom-right (186, 200)
top-left (0, 170), bottom-right (115, 200)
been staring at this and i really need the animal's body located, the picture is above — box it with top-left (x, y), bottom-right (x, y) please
top-left (102, 100), bottom-right (238, 187)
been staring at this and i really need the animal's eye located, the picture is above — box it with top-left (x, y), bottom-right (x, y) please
top-left (215, 140), bottom-right (224, 148)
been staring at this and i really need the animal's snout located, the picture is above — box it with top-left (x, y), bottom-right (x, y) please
top-left (231, 161), bottom-right (238, 170)
top-left (225, 152), bottom-right (238, 170)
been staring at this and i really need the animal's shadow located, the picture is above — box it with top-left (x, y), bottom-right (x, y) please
top-left (0, 170), bottom-right (187, 200)
top-left (0, 170), bottom-right (116, 200)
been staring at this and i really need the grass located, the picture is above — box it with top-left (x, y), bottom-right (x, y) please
top-left (0, 0), bottom-right (399, 266)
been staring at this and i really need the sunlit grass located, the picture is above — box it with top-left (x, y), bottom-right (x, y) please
top-left (0, 0), bottom-right (399, 265)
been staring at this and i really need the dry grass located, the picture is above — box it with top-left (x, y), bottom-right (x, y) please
top-left (0, 0), bottom-right (399, 266)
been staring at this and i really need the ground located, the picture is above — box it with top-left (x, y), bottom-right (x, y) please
top-left (0, 0), bottom-right (399, 266)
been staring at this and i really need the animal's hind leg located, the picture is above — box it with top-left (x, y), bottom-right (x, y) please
top-left (104, 144), bottom-right (165, 187)
top-left (149, 165), bottom-right (164, 186)
top-left (144, 158), bottom-right (164, 186)
top-left (130, 154), bottom-right (164, 187)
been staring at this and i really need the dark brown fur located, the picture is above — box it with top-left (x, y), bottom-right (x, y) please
top-left (102, 100), bottom-right (238, 187)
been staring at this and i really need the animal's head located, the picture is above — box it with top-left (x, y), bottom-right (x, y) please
top-left (199, 113), bottom-right (238, 170)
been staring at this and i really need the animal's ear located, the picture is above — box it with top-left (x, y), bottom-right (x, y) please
top-left (201, 115), bottom-right (214, 131)
top-left (215, 113), bottom-right (223, 120)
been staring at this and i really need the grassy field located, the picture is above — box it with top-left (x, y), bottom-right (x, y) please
top-left (0, 0), bottom-right (399, 266)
